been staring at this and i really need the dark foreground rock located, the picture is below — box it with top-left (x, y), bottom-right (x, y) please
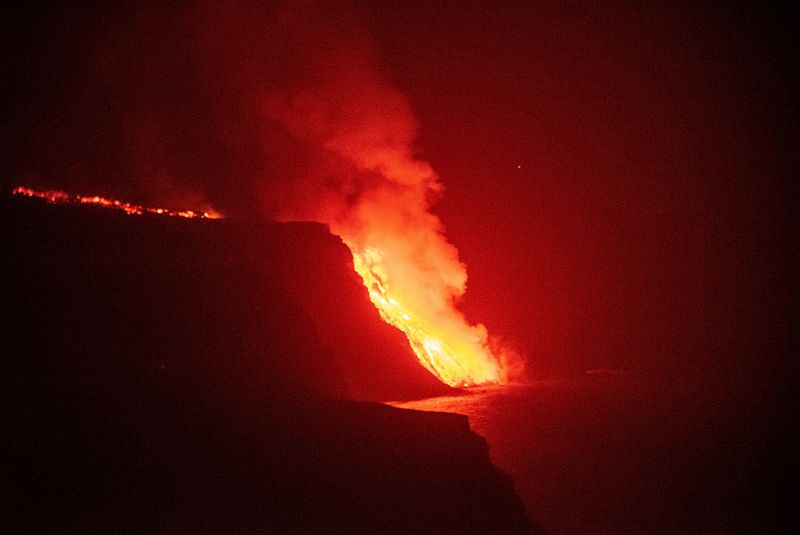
top-left (3, 192), bottom-right (450, 402)
top-left (2, 195), bottom-right (534, 534)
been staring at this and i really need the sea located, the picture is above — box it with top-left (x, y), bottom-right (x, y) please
top-left (390, 373), bottom-right (788, 534)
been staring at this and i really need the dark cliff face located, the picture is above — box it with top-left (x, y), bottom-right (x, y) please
top-left (2, 195), bottom-right (533, 534)
top-left (3, 197), bottom-right (346, 401)
top-left (3, 194), bottom-right (450, 401)
top-left (205, 218), bottom-right (457, 402)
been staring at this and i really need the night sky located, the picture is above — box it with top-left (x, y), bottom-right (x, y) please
top-left (2, 1), bottom-right (794, 381)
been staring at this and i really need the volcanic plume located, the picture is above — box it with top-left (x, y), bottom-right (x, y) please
top-left (263, 6), bottom-right (508, 387)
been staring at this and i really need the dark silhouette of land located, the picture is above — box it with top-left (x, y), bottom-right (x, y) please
top-left (3, 194), bottom-right (535, 534)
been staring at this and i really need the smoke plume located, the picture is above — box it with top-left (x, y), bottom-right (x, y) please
top-left (261, 2), bottom-right (507, 385)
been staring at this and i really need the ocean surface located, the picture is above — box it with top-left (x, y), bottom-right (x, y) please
top-left (390, 373), bottom-right (788, 534)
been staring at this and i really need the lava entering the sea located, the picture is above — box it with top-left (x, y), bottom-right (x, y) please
top-left (350, 246), bottom-right (505, 387)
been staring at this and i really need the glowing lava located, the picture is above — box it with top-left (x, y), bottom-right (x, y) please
top-left (11, 186), bottom-right (222, 219)
top-left (350, 246), bottom-right (505, 388)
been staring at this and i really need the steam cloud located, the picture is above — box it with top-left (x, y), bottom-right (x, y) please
top-left (264, 3), bottom-right (468, 322)
top-left (261, 3), bottom-right (506, 384)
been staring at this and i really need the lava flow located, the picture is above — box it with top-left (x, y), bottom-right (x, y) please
top-left (350, 246), bottom-right (505, 387)
top-left (10, 186), bottom-right (222, 219)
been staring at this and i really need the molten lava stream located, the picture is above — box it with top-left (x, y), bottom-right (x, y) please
top-left (351, 247), bottom-right (505, 387)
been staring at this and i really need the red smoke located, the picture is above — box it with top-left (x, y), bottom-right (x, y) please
top-left (262, 3), bottom-right (512, 386)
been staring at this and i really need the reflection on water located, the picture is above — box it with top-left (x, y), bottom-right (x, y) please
top-left (388, 375), bottom-right (784, 534)
top-left (389, 382), bottom-right (551, 431)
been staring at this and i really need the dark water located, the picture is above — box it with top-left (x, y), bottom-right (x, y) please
top-left (391, 374), bottom-right (790, 534)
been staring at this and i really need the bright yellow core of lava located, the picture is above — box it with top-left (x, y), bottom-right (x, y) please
top-left (351, 247), bottom-right (504, 387)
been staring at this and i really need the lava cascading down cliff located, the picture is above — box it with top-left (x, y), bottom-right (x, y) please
top-left (333, 156), bottom-right (506, 388)
top-left (264, 8), bottom-right (509, 387)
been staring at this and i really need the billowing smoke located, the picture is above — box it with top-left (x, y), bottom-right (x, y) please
top-left (261, 3), bottom-right (507, 385)
top-left (264, 6), bottom-right (461, 311)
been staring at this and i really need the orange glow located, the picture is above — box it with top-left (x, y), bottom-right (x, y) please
top-left (348, 245), bottom-right (505, 388)
top-left (11, 186), bottom-right (222, 219)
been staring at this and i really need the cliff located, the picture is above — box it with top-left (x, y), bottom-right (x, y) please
top-left (2, 194), bottom-right (533, 534)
